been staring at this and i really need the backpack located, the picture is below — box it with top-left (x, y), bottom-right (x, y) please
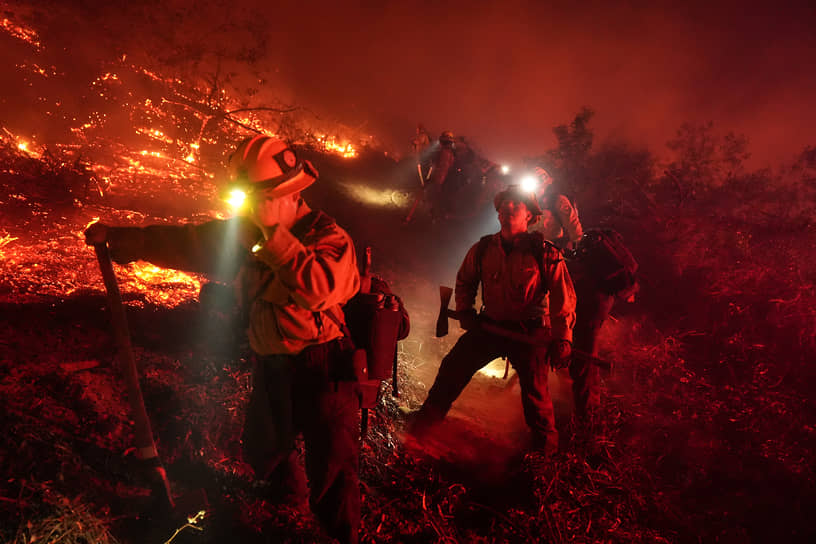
top-left (341, 274), bottom-right (409, 407)
top-left (325, 247), bottom-right (410, 415)
top-left (574, 228), bottom-right (638, 299)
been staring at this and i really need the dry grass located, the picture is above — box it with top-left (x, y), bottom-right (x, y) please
top-left (3, 481), bottom-right (119, 544)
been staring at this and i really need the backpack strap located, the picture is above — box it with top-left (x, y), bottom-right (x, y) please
top-left (528, 231), bottom-right (555, 295)
top-left (474, 234), bottom-right (493, 289)
top-left (322, 305), bottom-right (352, 339)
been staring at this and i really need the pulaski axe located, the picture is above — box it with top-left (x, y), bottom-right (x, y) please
top-left (93, 243), bottom-right (175, 510)
top-left (435, 286), bottom-right (612, 371)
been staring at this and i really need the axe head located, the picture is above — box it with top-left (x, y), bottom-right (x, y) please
top-left (436, 286), bottom-right (453, 337)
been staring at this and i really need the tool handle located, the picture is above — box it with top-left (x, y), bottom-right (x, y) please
top-left (363, 246), bottom-right (372, 277)
top-left (94, 244), bottom-right (174, 508)
top-left (446, 309), bottom-right (612, 370)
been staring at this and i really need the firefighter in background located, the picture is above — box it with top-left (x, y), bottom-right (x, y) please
top-left (565, 230), bottom-right (638, 425)
top-left (529, 167), bottom-right (583, 249)
top-left (565, 248), bottom-right (613, 424)
top-left (409, 185), bottom-right (576, 456)
top-left (452, 135), bottom-right (477, 185)
top-left (426, 130), bottom-right (457, 221)
top-left (449, 135), bottom-right (482, 216)
top-left (411, 123), bottom-right (431, 156)
top-left (526, 167), bottom-right (588, 424)
top-left (84, 136), bottom-right (362, 544)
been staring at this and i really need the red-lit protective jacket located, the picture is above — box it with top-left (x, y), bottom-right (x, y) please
top-left (106, 210), bottom-right (360, 356)
top-left (455, 231), bottom-right (576, 342)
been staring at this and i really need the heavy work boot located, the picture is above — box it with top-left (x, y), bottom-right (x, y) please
top-left (403, 402), bottom-right (447, 439)
top-left (530, 432), bottom-right (559, 459)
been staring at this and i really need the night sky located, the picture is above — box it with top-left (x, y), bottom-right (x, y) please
top-left (263, 0), bottom-right (815, 165)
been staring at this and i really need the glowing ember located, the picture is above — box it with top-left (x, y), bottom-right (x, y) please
top-left (0, 233), bottom-right (18, 259)
top-left (1, 17), bottom-right (42, 50)
top-left (124, 262), bottom-right (202, 307)
top-left (315, 135), bottom-right (357, 158)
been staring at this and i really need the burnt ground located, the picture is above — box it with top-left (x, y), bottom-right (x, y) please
top-left (2, 145), bottom-right (816, 544)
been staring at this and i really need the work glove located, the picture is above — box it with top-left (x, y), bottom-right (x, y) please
top-left (84, 222), bottom-right (109, 246)
top-left (459, 308), bottom-right (479, 331)
top-left (84, 222), bottom-right (143, 264)
top-left (548, 339), bottom-right (572, 370)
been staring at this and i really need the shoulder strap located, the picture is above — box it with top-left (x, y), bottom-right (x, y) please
top-left (323, 305), bottom-right (351, 337)
top-left (474, 234), bottom-right (492, 288)
top-left (529, 231), bottom-right (557, 293)
top-left (532, 232), bottom-right (546, 274)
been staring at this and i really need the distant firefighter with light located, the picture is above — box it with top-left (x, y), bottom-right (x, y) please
top-left (527, 167), bottom-right (583, 249)
top-left (85, 135), bottom-right (362, 544)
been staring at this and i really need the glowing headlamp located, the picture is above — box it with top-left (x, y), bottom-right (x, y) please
top-left (520, 175), bottom-right (538, 193)
top-left (225, 188), bottom-right (249, 210)
top-left (501, 164), bottom-right (510, 175)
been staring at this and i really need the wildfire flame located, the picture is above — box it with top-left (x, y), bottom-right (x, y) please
top-left (1, 13), bottom-right (372, 314)
top-left (1, 17), bottom-right (42, 50)
top-left (0, 233), bottom-right (18, 259)
top-left (315, 134), bottom-right (357, 158)
top-left (128, 261), bottom-right (201, 292)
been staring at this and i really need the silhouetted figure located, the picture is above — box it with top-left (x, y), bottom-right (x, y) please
top-left (411, 123), bottom-right (431, 156)
top-left (426, 131), bottom-right (456, 221)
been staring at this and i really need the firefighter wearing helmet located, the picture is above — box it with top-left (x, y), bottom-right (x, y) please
top-left (528, 167), bottom-right (583, 249)
top-left (426, 130), bottom-right (457, 221)
top-left (85, 135), bottom-right (362, 543)
top-left (408, 185), bottom-right (577, 457)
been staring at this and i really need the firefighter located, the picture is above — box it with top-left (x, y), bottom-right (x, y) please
top-left (565, 256), bottom-right (615, 424)
top-left (565, 230), bottom-right (638, 426)
top-left (529, 167), bottom-right (583, 249)
top-left (411, 123), bottom-right (431, 157)
top-left (84, 135), bottom-right (362, 544)
top-left (426, 130), bottom-right (456, 221)
top-left (409, 185), bottom-right (576, 456)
